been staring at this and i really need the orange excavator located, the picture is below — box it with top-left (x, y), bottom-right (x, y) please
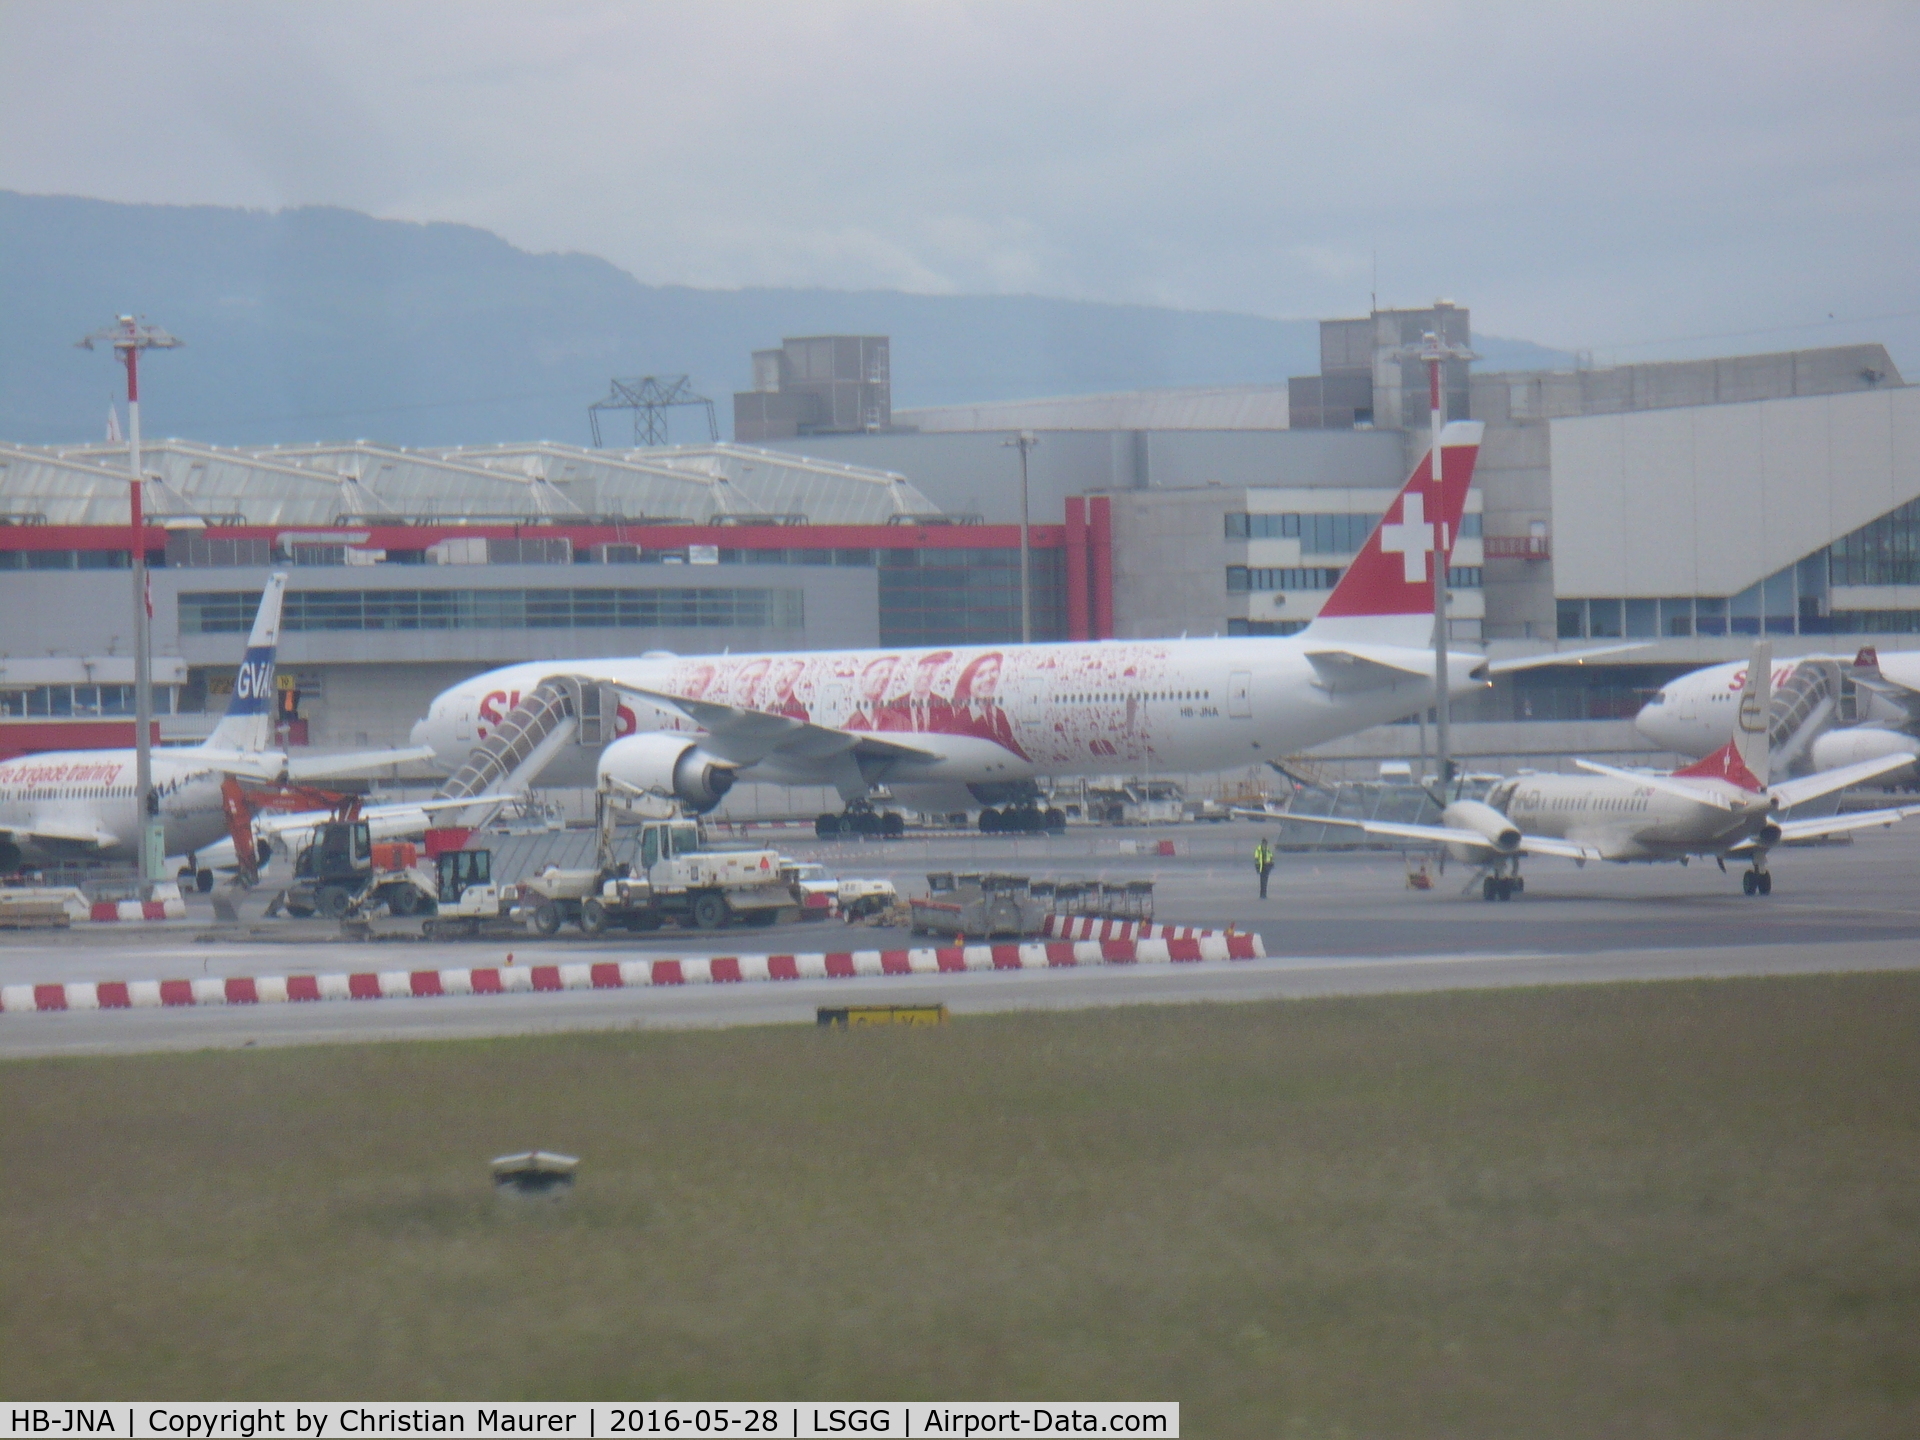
top-left (219, 775), bottom-right (362, 887)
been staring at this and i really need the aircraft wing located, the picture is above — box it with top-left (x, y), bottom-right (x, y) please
top-left (1486, 643), bottom-right (1650, 673)
top-left (1572, 758), bottom-right (1736, 811)
top-left (1730, 803), bottom-right (1920, 849)
top-left (610, 685), bottom-right (941, 768)
top-left (1768, 753), bottom-right (1915, 809)
top-left (1261, 810), bottom-right (1601, 861)
top-left (284, 746), bottom-right (437, 781)
top-left (9, 815), bottom-right (121, 848)
top-left (247, 793), bottom-right (514, 840)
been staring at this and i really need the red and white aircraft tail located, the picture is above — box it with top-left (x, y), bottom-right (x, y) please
top-left (1670, 640), bottom-right (1774, 792)
top-left (1304, 420), bottom-right (1484, 648)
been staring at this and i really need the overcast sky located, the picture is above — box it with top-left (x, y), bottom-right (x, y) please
top-left (5, 0), bottom-right (1917, 368)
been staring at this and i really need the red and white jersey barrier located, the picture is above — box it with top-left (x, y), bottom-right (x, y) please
top-left (89, 891), bottom-right (189, 922)
top-left (0, 933), bottom-right (1266, 1015)
top-left (0, 885), bottom-right (186, 924)
top-left (1040, 915), bottom-right (1236, 942)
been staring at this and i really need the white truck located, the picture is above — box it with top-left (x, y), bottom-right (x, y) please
top-left (788, 861), bottom-right (900, 921)
top-left (514, 783), bottom-right (800, 935)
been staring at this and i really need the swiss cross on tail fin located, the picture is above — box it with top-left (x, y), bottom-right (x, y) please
top-left (1673, 740), bottom-right (1766, 795)
top-left (1304, 420), bottom-right (1484, 647)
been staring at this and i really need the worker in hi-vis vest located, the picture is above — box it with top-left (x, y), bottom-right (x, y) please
top-left (1254, 837), bottom-right (1275, 899)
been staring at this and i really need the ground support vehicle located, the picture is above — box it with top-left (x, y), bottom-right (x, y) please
top-left (910, 872), bottom-right (1050, 938)
top-left (513, 783), bottom-right (801, 934)
top-left (1050, 878), bottom-right (1156, 923)
top-left (274, 821), bottom-right (441, 920)
top-left (420, 848), bottom-right (515, 938)
top-left (789, 862), bottom-right (900, 921)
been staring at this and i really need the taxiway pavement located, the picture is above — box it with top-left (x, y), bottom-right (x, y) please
top-left (6, 820), bottom-right (1918, 1057)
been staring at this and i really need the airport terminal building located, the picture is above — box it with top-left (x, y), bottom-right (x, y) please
top-left (0, 308), bottom-right (1912, 784)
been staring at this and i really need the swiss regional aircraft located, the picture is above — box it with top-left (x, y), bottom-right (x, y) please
top-left (1273, 642), bottom-right (1920, 899)
top-left (413, 421), bottom-right (1627, 831)
top-left (1639, 646), bottom-right (1920, 779)
top-left (0, 574), bottom-right (427, 885)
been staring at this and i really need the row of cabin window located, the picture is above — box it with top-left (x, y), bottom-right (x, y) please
top-left (1057, 690), bottom-right (1211, 703)
top-left (1, 785), bottom-right (136, 800)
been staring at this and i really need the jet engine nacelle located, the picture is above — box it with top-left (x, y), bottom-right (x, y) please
top-left (1442, 799), bottom-right (1521, 857)
top-left (1809, 726), bottom-right (1920, 780)
top-left (596, 732), bottom-right (736, 814)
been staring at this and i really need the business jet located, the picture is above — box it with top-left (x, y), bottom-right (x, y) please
top-left (1273, 643), bottom-right (1920, 899)
top-left (1639, 647), bottom-right (1920, 779)
top-left (0, 574), bottom-right (428, 885)
top-left (411, 422), bottom-right (1632, 829)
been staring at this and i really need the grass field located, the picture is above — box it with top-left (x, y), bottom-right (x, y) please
top-left (4, 974), bottom-right (1920, 1436)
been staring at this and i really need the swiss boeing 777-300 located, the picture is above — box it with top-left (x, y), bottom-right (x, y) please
top-left (411, 421), bottom-right (1614, 827)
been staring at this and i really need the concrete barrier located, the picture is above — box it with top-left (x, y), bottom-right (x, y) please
top-left (0, 931), bottom-right (1268, 1017)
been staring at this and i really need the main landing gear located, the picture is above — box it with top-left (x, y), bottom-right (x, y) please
top-left (815, 802), bottom-right (906, 840)
top-left (980, 804), bottom-right (1066, 835)
top-left (1477, 859), bottom-right (1525, 903)
top-left (1741, 863), bottom-right (1773, 897)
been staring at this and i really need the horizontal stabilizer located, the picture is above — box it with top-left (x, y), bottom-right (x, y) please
top-left (1486, 643), bottom-right (1650, 674)
top-left (1303, 648), bottom-right (1434, 694)
top-left (1573, 758), bottom-right (1736, 810)
top-left (1768, 752), bottom-right (1917, 809)
top-left (285, 746), bottom-right (437, 781)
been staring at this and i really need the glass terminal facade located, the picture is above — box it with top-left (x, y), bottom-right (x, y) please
top-left (1559, 496), bottom-right (1920, 640)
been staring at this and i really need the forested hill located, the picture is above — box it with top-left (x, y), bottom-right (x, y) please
top-left (0, 191), bottom-right (1573, 447)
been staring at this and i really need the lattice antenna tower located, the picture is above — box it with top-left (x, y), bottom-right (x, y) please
top-left (589, 375), bottom-right (719, 447)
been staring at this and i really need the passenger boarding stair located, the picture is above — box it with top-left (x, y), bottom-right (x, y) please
top-left (436, 675), bottom-right (623, 802)
top-left (1770, 658), bottom-right (1841, 774)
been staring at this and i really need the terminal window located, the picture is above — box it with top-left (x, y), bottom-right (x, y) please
top-left (179, 587), bottom-right (806, 634)
top-left (1225, 566), bottom-right (1344, 593)
top-left (1224, 512), bottom-right (1479, 548)
top-left (878, 547), bottom-right (1063, 647)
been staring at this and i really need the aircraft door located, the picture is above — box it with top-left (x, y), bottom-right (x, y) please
top-left (1228, 671), bottom-right (1252, 719)
top-left (455, 702), bottom-right (472, 742)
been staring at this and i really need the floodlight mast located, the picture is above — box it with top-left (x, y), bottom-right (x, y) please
top-left (1002, 431), bottom-right (1039, 643)
top-left (1404, 327), bottom-right (1476, 796)
top-left (78, 315), bottom-right (183, 889)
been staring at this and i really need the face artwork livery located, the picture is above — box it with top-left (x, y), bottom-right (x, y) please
top-left (411, 425), bottom-right (1597, 813)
